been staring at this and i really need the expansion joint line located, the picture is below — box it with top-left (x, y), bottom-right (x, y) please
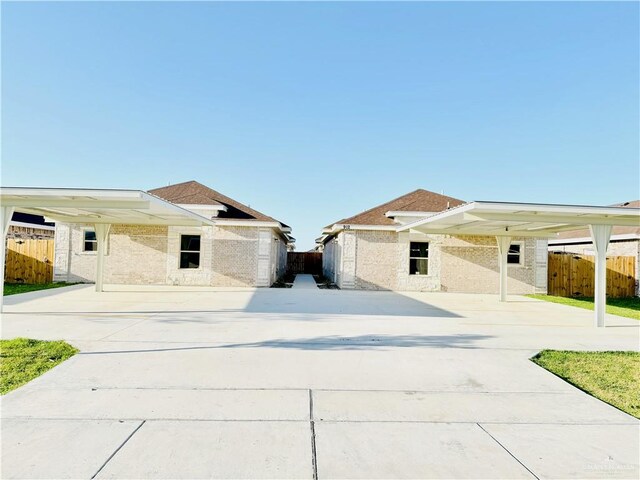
top-left (91, 420), bottom-right (146, 479)
top-left (476, 423), bottom-right (539, 479)
top-left (309, 389), bottom-right (318, 480)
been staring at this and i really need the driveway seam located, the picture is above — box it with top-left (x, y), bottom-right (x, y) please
top-left (476, 422), bottom-right (540, 479)
top-left (90, 420), bottom-right (146, 479)
top-left (309, 390), bottom-right (318, 480)
top-left (4, 417), bottom-right (636, 426)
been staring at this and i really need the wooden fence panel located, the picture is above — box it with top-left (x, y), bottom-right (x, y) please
top-left (5, 239), bottom-right (54, 284)
top-left (547, 252), bottom-right (635, 298)
top-left (287, 252), bottom-right (322, 275)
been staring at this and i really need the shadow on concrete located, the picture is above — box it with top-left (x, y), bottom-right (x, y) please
top-left (81, 333), bottom-right (492, 355)
top-left (241, 289), bottom-right (461, 318)
top-left (8, 287), bottom-right (462, 318)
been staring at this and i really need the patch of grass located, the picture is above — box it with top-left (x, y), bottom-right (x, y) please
top-left (532, 350), bottom-right (640, 418)
top-left (0, 338), bottom-right (78, 394)
top-left (3, 282), bottom-right (75, 296)
top-left (527, 294), bottom-right (640, 320)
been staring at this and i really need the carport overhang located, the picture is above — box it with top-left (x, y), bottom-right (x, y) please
top-left (0, 187), bottom-right (216, 310)
top-left (398, 201), bottom-right (640, 328)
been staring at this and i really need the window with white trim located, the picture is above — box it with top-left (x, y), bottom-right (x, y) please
top-left (507, 242), bottom-right (523, 265)
top-left (83, 230), bottom-right (97, 252)
top-left (179, 234), bottom-right (201, 269)
top-left (409, 242), bottom-right (429, 275)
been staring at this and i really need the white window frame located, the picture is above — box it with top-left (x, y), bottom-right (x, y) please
top-left (507, 241), bottom-right (524, 266)
top-left (81, 227), bottom-right (97, 254)
top-left (409, 241), bottom-right (430, 276)
top-left (179, 234), bottom-right (201, 270)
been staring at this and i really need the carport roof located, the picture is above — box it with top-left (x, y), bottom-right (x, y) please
top-left (397, 201), bottom-right (640, 237)
top-left (0, 187), bottom-right (215, 226)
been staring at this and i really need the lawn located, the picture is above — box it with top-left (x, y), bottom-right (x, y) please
top-left (527, 294), bottom-right (640, 320)
top-left (0, 338), bottom-right (78, 394)
top-left (4, 282), bottom-right (75, 296)
top-left (532, 350), bottom-right (640, 418)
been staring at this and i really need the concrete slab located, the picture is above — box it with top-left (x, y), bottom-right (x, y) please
top-left (292, 274), bottom-right (318, 289)
top-left (2, 388), bottom-right (309, 421)
top-left (312, 390), bottom-right (637, 424)
top-left (95, 420), bottom-right (313, 479)
top-left (481, 423), bottom-right (640, 479)
top-left (1, 286), bottom-right (638, 479)
top-left (1, 418), bottom-right (142, 480)
top-left (12, 347), bottom-right (578, 393)
top-left (314, 421), bottom-right (535, 479)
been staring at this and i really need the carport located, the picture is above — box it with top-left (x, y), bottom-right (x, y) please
top-left (398, 201), bottom-right (640, 327)
top-left (0, 187), bottom-right (214, 310)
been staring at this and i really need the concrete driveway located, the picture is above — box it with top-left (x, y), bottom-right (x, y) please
top-left (1, 284), bottom-right (638, 479)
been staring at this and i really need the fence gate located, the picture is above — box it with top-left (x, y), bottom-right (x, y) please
top-left (286, 252), bottom-right (322, 275)
top-left (5, 238), bottom-right (55, 284)
top-left (547, 252), bottom-right (636, 298)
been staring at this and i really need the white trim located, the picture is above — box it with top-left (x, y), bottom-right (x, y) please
top-left (211, 219), bottom-right (292, 241)
top-left (0, 187), bottom-right (215, 227)
top-left (507, 241), bottom-right (524, 267)
top-left (9, 220), bottom-right (55, 231)
top-left (178, 233), bottom-right (202, 270)
top-left (81, 227), bottom-right (98, 254)
top-left (397, 201), bottom-right (640, 234)
top-left (408, 240), bottom-right (430, 276)
top-left (385, 211), bottom-right (436, 218)
top-left (549, 233), bottom-right (640, 245)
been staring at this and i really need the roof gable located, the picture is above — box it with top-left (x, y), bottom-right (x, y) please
top-left (148, 181), bottom-right (281, 223)
top-left (327, 189), bottom-right (465, 227)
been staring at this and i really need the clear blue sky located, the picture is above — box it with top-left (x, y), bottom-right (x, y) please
top-left (2, 2), bottom-right (638, 250)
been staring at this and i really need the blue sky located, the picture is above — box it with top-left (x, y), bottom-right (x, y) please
top-left (2, 2), bottom-right (638, 250)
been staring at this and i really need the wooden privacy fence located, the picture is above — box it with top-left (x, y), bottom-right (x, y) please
top-left (4, 238), bottom-right (55, 284)
top-left (547, 252), bottom-right (636, 298)
top-left (287, 252), bottom-right (323, 275)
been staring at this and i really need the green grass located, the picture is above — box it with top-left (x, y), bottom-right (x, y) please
top-left (527, 294), bottom-right (640, 320)
top-left (532, 350), bottom-right (640, 418)
top-left (3, 282), bottom-right (75, 296)
top-left (0, 338), bottom-right (78, 394)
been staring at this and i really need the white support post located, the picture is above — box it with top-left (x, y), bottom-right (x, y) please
top-left (0, 207), bottom-right (15, 312)
top-left (496, 236), bottom-right (512, 302)
top-left (94, 224), bottom-right (111, 293)
top-left (589, 224), bottom-right (612, 328)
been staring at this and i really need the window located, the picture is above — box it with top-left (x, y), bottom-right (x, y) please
top-left (83, 230), bottom-right (97, 252)
top-left (180, 234), bottom-right (201, 269)
top-left (507, 243), bottom-right (522, 265)
top-left (409, 242), bottom-right (429, 275)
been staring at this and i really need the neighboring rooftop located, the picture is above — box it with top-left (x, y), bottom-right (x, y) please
top-left (552, 200), bottom-right (640, 241)
top-left (149, 180), bottom-right (285, 224)
top-left (11, 212), bottom-right (54, 227)
top-left (326, 189), bottom-right (465, 227)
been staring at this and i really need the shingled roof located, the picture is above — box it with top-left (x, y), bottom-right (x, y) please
top-left (327, 189), bottom-right (466, 227)
top-left (554, 200), bottom-right (640, 240)
top-left (148, 181), bottom-right (284, 224)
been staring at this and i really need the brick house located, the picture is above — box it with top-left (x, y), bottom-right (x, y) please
top-left (54, 181), bottom-right (293, 287)
top-left (8, 212), bottom-right (55, 240)
top-left (317, 189), bottom-right (548, 293)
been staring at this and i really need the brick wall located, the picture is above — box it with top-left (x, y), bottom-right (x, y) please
top-left (54, 223), bottom-right (275, 287)
top-left (440, 235), bottom-right (538, 294)
top-left (353, 230), bottom-right (400, 290)
top-left (211, 225), bottom-right (259, 287)
top-left (326, 229), bottom-right (540, 293)
top-left (8, 225), bottom-right (54, 240)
